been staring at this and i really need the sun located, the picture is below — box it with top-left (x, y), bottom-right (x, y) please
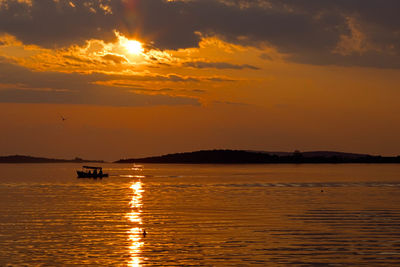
top-left (123, 40), bottom-right (143, 55)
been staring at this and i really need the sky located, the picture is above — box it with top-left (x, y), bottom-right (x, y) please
top-left (0, 0), bottom-right (399, 161)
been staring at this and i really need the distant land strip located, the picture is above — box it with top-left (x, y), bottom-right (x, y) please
top-left (0, 155), bottom-right (104, 164)
top-left (115, 150), bottom-right (400, 164)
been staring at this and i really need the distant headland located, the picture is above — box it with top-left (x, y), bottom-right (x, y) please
top-left (115, 149), bottom-right (400, 164)
top-left (0, 155), bottom-right (104, 164)
top-left (2, 150), bottom-right (400, 164)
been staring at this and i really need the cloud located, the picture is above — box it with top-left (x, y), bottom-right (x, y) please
top-left (213, 100), bottom-right (251, 106)
top-left (183, 61), bottom-right (260, 70)
top-left (102, 53), bottom-right (128, 64)
top-left (0, 0), bottom-right (118, 47)
top-left (0, 57), bottom-right (199, 106)
top-left (92, 72), bottom-right (233, 83)
top-left (0, 0), bottom-right (399, 68)
top-left (127, 87), bottom-right (205, 99)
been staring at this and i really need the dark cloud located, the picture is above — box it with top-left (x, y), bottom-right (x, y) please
top-left (259, 53), bottom-right (273, 61)
top-left (102, 54), bottom-right (128, 64)
top-left (128, 87), bottom-right (205, 95)
top-left (63, 55), bottom-right (97, 64)
top-left (213, 100), bottom-right (251, 106)
top-left (192, 89), bottom-right (206, 93)
top-left (184, 61), bottom-right (260, 70)
top-left (0, 58), bottom-right (199, 106)
top-left (1, 0), bottom-right (399, 68)
top-left (206, 77), bottom-right (235, 82)
top-left (0, 0), bottom-right (119, 47)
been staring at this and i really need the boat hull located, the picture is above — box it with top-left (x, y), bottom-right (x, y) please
top-left (77, 171), bottom-right (109, 178)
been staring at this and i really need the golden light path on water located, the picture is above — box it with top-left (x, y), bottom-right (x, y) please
top-left (127, 179), bottom-right (144, 267)
top-left (2, 164), bottom-right (400, 265)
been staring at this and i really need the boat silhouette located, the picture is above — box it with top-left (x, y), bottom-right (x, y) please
top-left (77, 166), bottom-right (108, 178)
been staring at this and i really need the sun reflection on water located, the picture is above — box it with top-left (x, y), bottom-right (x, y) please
top-left (127, 180), bottom-right (144, 267)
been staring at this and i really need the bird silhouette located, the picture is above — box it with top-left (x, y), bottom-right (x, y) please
top-left (60, 115), bottom-right (67, 122)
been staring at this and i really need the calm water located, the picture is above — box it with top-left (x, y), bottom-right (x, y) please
top-left (1, 163), bottom-right (400, 266)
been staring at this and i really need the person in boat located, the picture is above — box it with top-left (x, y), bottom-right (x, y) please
top-left (93, 169), bottom-right (98, 176)
top-left (99, 169), bottom-right (103, 176)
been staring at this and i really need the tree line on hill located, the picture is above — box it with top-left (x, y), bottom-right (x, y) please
top-left (0, 155), bottom-right (103, 163)
top-left (115, 150), bottom-right (400, 164)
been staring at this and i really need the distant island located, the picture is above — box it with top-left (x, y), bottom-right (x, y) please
top-left (115, 149), bottom-right (400, 164)
top-left (0, 155), bottom-right (104, 164)
top-left (3, 150), bottom-right (400, 164)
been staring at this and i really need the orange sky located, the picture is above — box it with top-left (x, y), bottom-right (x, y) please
top-left (1, 0), bottom-right (399, 160)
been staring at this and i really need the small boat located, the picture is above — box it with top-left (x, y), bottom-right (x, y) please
top-left (77, 166), bottom-right (109, 178)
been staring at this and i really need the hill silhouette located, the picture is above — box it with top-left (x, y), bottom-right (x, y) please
top-left (115, 149), bottom-right (400, 164)
top-left (0, 155), bottom-right (104, 164)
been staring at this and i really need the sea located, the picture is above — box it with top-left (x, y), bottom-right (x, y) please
top-left (1, 163), bottom-right (400, 266)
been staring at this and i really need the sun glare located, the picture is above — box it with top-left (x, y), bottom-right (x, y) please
top-left (123, 40), bottom-right (143, 55)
